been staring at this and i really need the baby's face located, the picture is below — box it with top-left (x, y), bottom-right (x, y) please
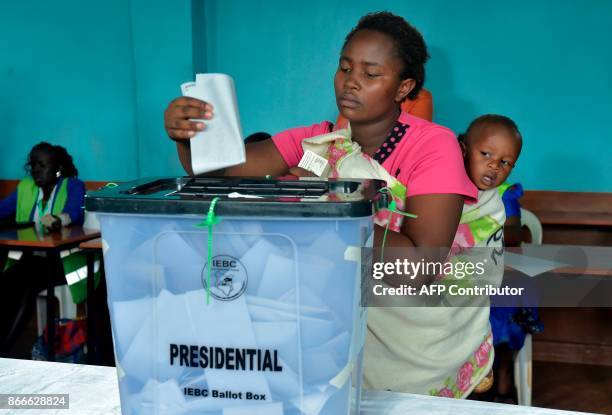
top-left (464, 125), bottom-right (521, 191)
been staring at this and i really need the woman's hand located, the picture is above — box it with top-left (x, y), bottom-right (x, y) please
top-left (164, 97), bottom-right (214, 175)
top-left (40, 214), bottom-right (61, 232)
top-left (164, 96), bottom-right (289, 177)
top-left (164, 97), bottom-right (214, 141)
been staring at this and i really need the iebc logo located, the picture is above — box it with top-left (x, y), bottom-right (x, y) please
top-left (202, 255), bottom-right (248, 301)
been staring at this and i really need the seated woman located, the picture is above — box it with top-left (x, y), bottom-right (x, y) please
top-left (0, 142), bottom-right (86, 355)
top-left (0, 142), bottom-right (85, 230)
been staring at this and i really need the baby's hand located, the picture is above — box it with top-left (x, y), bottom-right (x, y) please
top-left (164, 97), bottom-right (214, 141)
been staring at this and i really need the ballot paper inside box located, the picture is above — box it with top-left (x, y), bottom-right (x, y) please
top-left (85, 177), bottom-right (386, 415)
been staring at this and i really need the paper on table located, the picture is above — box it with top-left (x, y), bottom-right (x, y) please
top-left (181, 73), bottom-right (246, 175)
top-left (505, 252), bottom-right (569, 277)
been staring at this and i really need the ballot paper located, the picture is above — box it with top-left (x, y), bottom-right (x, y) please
top-left (116, 289), bottom-right (274, 413)
top-left (181, 73), bottom-right (246, 175)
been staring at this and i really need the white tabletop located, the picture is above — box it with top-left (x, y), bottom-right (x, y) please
top-left (0, 358), bottom-right (599, 415)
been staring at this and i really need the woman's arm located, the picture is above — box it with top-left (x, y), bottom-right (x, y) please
top-left (166, 96), bottom-right (289, 177)
top-left (176, 140), bottom-right (194, 176)
top-left (0, 191), bottom-right (18, 222)
top-left (375, 193), bottom-right (463, 258)
top-left (373, 193), bottom-right (464, 288)
top-left (390, 193), bottom-right (463, 247)
top-left (60, 179), bottom-right (86, 226)
top-left (176, 139), bottom-right (289, 177)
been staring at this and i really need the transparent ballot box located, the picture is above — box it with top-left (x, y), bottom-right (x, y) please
top-left (85, 177), bottom-right (385, 415)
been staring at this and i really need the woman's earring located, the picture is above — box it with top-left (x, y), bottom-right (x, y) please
top-left (56, 171), bottom-right (61, 178)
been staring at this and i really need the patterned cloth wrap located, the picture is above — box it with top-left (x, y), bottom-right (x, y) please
top-left (299, 127), bottom-right (506, 398)
top-left (301, 127), bottom-right (407, 231)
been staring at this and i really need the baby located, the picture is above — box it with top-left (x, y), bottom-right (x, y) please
top-left (440, 115), bottom-right (524, 394)
top-left (459, 114), bottom-right (522, 193)
top-left (453, 115), bottom-right (523, 252)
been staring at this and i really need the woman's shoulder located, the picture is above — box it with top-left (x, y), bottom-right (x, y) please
top-left (399, 112), bottom-right (459, 152)
top-left (399, 111), bottom-right (455, 137)
top-left (65, 177), bottom-right (86, 190)
top-left (18, 176), bottom-right (35, 185)
top-left (16, 177), bottom-right (37, 193)
top-left (394, 112), bottom-right (477, 200)
top-left (65, 176), bottom-right (85, 184)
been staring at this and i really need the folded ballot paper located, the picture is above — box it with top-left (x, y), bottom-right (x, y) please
top-left (181, 74), bottom-right (246, 175)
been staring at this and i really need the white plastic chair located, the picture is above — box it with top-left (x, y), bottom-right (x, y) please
top-left (514, 207), bottom-right (542, 406)
top-left (520, 208), bottom-right (543, 244)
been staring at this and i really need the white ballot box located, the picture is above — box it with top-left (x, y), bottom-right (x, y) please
top-left (85, 177), bottom-right (386, 415)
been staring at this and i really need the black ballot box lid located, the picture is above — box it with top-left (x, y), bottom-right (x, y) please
top-left (85, 176), bottom-right (389, 218)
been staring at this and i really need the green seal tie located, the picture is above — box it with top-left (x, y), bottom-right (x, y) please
top-left (195, 197), bottom-right (221, 304)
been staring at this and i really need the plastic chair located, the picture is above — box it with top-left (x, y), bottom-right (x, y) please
top-left (514, 208), bottom-right (543, 406)
top-left (520, 208), bottom-right (543, 244)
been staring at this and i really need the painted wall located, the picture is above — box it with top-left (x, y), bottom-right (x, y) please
top-left (0, 0), bottom-right (192, 181)
top-left (203, 0), bottom-right (612, 192)
top-left (1, 0), bottom-right (610, 191)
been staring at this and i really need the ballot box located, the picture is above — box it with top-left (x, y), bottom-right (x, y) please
top-left (85, 177), bottom-right (386, 415)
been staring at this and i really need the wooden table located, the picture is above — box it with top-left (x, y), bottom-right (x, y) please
top-left (0, 226), bottom-right (100, 361)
